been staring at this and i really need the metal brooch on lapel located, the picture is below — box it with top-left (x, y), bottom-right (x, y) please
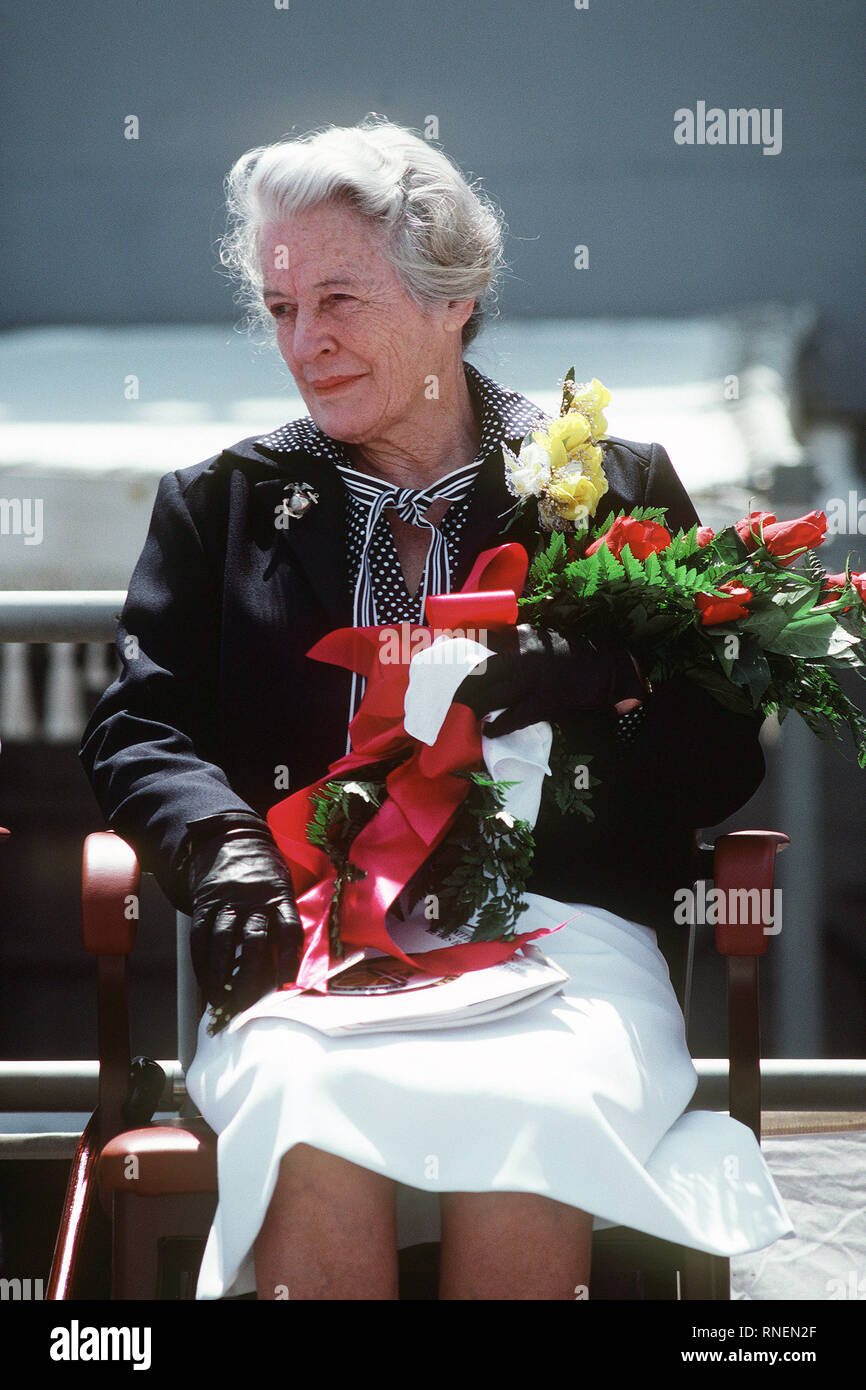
top-left (280, 480), bottom-right (320, 521)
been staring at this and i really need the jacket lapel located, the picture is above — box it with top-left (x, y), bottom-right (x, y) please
top-left (249, 453), bottom-right (353, 630)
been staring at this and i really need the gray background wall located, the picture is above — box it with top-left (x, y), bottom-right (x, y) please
top-left (2, 0), bottom-right (864, 406)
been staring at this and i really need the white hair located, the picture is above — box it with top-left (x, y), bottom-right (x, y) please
top-left (218, 114), bottom-right (507, 347)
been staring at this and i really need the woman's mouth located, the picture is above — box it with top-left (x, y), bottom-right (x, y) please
top-left (311, 374), bottom-right (364, 395)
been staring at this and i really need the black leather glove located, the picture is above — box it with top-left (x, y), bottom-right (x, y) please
top-left (454, 623), bottom-right (646, 738)
top-left (185, 812), bottom-right (304, 1017)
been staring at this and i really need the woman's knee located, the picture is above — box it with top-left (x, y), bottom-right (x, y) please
top-left (276, 1143), bottom-right (395, 1208)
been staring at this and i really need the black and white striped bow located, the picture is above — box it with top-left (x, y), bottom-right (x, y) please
top-left (335, 459), bottom-right (482, 741)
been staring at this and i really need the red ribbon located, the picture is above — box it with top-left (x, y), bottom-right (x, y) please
top-left (266, 543), bottom-right (564, 994)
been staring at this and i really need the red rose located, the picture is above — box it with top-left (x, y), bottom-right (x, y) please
top-left (695, 581), bottom-right (753, 626)
top-left (586, 516), bottom-right (672, 561)
top-left (735, 510), bottom-right (828, 565)
top-left (820, 570), bottom-right (866, 609)
top-left (696, 526), bottom-right (715, 547)
top-left (818, 572), bottom-right (848, 606)
top-left (735, 511), bottom-right (777, 550)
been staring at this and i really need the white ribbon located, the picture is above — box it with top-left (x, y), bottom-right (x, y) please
top-left (403, 634), bottom-right (552, 829)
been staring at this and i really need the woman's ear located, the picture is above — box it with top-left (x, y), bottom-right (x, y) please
top-left (443, 296), bottom-right (476, 332)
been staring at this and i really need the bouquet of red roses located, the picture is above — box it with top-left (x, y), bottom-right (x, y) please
top-left (520, 503), bottom-right (866, 810)
top-left (261, 370), bottom-right (866, 999)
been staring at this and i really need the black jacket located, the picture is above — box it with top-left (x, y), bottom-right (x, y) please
top-left (79, 377), bottom-right (765, 974)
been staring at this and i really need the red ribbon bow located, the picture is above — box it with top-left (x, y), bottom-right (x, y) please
top-left (266, 542), bottom-right (564, 994)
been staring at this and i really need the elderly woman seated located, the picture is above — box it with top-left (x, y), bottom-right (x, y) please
top-left (80, 115), bottom-right (791, 1300)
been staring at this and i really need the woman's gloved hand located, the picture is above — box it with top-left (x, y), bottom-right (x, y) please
top-left (453, 623), bottom-right (646, 738)
top-left (185, 813), bottom-right (304, 1018)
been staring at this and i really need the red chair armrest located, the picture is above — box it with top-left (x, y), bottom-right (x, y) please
top-left (712, 830), bottom-right (789, 956)
top-left (82, 831), bottom-right (141, 955)
top-left (99, 1123), bottom-right (217, 1195)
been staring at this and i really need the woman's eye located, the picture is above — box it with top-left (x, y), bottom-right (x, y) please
top-left (269, 298), bottom-right (351, 317)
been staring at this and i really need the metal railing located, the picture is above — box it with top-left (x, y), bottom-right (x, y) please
top-left (0, 591), bottom-right (125, 740)
top-left (0, 592), bottom-right (126, 642)
top-left (1, 1060), bottom-right (864, 1117)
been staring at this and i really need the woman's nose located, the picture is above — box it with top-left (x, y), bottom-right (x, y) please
top-left (290, 307), bottom-right (337, 362)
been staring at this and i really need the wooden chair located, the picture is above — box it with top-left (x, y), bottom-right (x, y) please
top-left (47, 825), bottom-right (788, 1300)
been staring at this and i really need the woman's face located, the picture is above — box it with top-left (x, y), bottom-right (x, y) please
top-left (259, 201), bottom-right (473, 448)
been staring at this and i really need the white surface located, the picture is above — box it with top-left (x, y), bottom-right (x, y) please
top-left (731, 1129), bottom-right (866, 1300)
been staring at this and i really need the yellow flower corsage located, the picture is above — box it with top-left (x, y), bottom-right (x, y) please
top-left (503, 370), bottom-right (611, 533)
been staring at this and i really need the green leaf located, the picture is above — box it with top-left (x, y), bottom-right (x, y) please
top-left (728, 639), bottom-right (772, 703)
top-left (767, 582), bottom-right (822, 619)
top-left (709, 526), bottom-right (750, 566)
top-left (596, 545), bottom-right (624, 583)
top-left (528, 528), bottom-right (565, 584)
top-left (546, 731), bottom-right (600, 818)
top-left (618, 545), bottom-right (648, 583)
top-left (739, 600), bottom-right (795, 647)
top-left (642, 549), bottom-right (663, 585)
top-left (561, 366), bottom-right (577, 414)
top-left (607, 504), bottom-right (670, 526)
top-left (766, 614), bottom-right (862, 659)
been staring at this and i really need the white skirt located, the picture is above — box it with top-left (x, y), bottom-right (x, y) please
top-left (185, 893), bottom-right (794, 1299)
